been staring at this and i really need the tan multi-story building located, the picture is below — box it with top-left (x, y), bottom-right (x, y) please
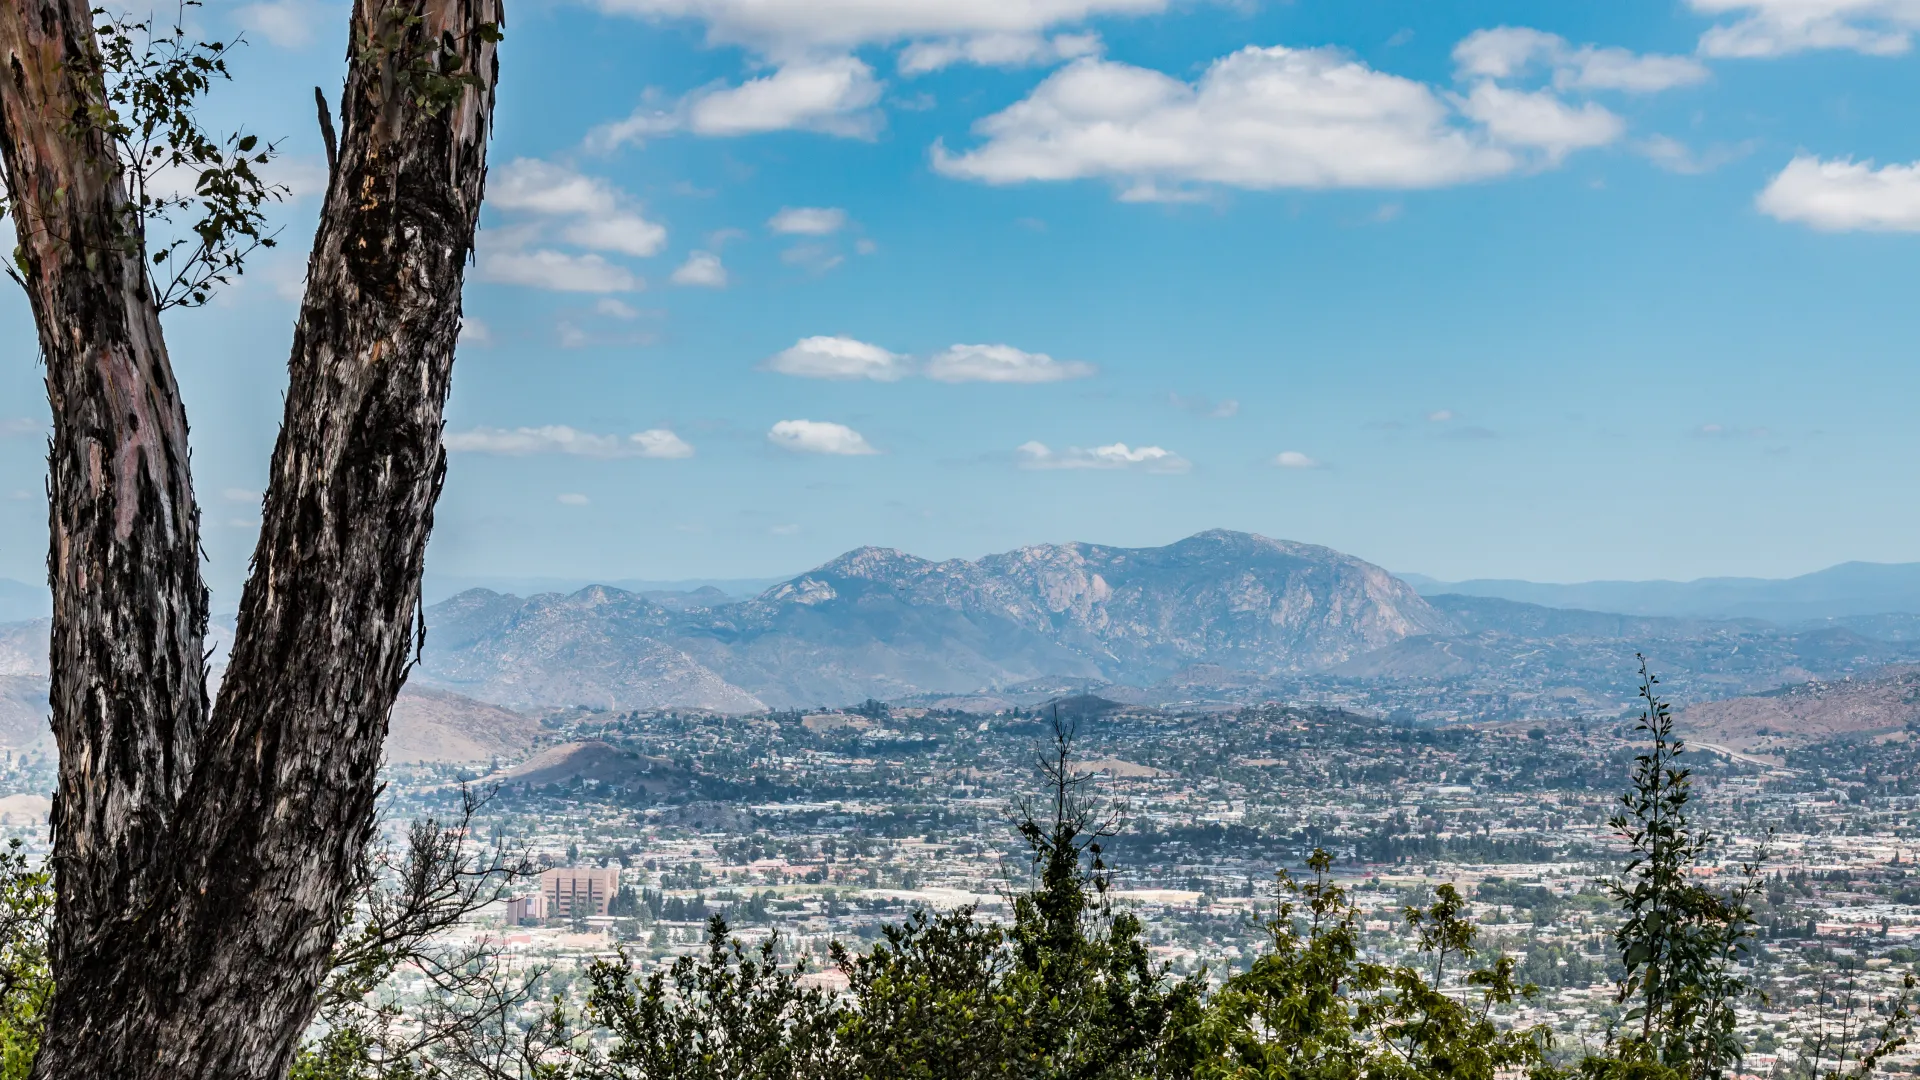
top-left (540, 866), bottom-right (620, 917)
top-left (505, 893), bottom-right (547, 925)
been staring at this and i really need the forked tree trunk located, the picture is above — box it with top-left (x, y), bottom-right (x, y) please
top-left (0, 0), bottom-right (501, 1074)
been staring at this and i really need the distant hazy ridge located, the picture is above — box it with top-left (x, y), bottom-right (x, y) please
top-left (1400, 561), bottom-right (1920, 623)
top-left (5, 532), bottom-right (1920, 727)
top-left (414, 530), bottom-right (1448, 710)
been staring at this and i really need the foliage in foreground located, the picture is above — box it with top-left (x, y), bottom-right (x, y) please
top-left (562, 678), bottom-right (1914, 1080)
top-left (575, 720), bottom-right (1557, 1080)
top-left (0, 842), bottom-right (49, 1080)
top-left (1179, 853), bottom-right (1548, 1080)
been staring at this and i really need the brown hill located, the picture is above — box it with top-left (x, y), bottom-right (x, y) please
top-left (1677, 666), bottom-right (1920, 752)
top-left (481, 740), bottom-right (695, 795)
top-left (0, 619), bottom-right (538, 761)
top-left (385, 686), bottom-right (541, 764)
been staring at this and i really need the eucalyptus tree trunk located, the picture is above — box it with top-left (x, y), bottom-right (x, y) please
top-left (0, 0), bottom-right (501, 1073)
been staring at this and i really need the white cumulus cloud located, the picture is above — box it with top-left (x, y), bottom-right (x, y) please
top-left (694, 57), bottom-right (884, 138)
top-left (768, 206), bottom-right (849, 235)
top-left (1691, 0), bottom-right (1920, 57)
top-left (491, 159), bottom-right (620, 216)
top-left (933, 48), bottom-right (1517, 196)
top-left (445, 426), bottom-right (693, 459)
top-left (593, 59), bottom-right (884, 144)
top-left (768, 419), bottom-right (878, 455)
top-left (629, 429), bottom-right (697, 458)
top-left (671, 250), bottom-right (729, 287)
top-left (1272, 450), bottom-right (1322, 469)
top-left (1459, 83), bottom-right (1624, 161)
top-left (764, 336), bottom-right (909, 380)
top-left (1017, 440), bottom-right (1189, 472)
top-left (924, 343), bottom-right (1095, 383)
top-left (477, 249), bottom-right (640, 293)
top-left (586, 1), bottom-right (1168, 142)
top-left (480, 160), bottom-right (664, 287)
top-left (1756, 155), bottom-right (1920, 230)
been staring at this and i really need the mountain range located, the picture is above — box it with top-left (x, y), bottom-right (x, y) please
top-left (9, 551), bottom-right (1920, 626)
top-left (415, 530), bottom-right (1448, 710)
top-left (411, 531), bottom-right (1920, 714)
top-left (6, 530), bottom-right (1920, 729)
top-left (1399, 562), bottom-right (1920, 623)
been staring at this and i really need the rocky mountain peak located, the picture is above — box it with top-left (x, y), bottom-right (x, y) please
top-left (410, 530), bottom-right (1456, 711)
top-left (802, 546), bottom-right (939, 585)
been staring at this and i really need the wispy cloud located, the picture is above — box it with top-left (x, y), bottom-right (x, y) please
top-left (780, 243), bottom-right (846, 273)
top-left (1017, 440), bottom-right (1189, 472)
top-left (478, 245), bottom-right (642, 293)
top-left (1638, 135), bottom-right (1756, 175)
top-left (590, 58), bottom-right (884, 146)
top-left (768, 206), bottom-right (849, 235)
top-left (760, 338), bottom-right (1094, 384)
top-left (898, 31), bottom-right (1102, 75)
top-left (1168, 393), bottom-right (1239, 418)
top-left (1694, 422), bottom-right (1775, 439)
top-left (444, 425), bottom-right (694, 459)
top-left (1691, 0), bottom-right (1920, 57)
top-left (925, 344), bottom-right (1095, 383)
top-left (1453, 27), bottom-right (1708, 92)
top-left (476, 160), bottom-right (665, 292)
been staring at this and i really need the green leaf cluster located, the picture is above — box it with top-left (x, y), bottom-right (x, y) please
top-left (354, 6), bottom-right (502, 127)
top-left (0, 841), bottom-right (50, 1080)
top-left (1170, 850), bottom-right (1552, 1080)
top-left (1596, 659), bottom-right (1763, 1080)
top-left (83, 1), bottom-right (287, 308)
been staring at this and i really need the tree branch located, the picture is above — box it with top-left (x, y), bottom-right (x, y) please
top-left (315, 86), bottom-right (338, 175)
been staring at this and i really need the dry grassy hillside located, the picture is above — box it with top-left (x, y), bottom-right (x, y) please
top-left (385, 686), bottom-right (543, 764)
top-left (1677, 665), bottom-right (1920, 754)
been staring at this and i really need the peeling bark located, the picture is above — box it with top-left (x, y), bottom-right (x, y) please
top-left (0, 0), bottom-right (501, 1074)
top-left (0, 0), bottom-right (211, 1036)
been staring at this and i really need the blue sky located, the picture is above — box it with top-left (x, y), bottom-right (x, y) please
top-left (2, 0), bottom-right (1919, 603)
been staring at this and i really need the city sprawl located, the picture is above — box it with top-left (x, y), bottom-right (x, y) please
top-left (216, 692), bottom-right (1920, 1075)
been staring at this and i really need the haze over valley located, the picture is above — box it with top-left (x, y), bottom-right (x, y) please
top-left (6, 529), bottom-right (1919, 756)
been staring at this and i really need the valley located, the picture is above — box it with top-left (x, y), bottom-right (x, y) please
top-left (1, 530), bottom-right (1918, 1074)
